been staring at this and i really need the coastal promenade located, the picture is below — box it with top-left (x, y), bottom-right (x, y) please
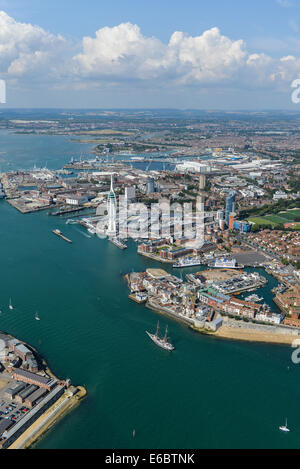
top-left (214, 318), bottom-right (300, 345)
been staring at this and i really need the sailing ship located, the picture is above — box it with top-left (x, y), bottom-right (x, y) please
top-left (9, 298), bottom-right (13, 310)
top-left (35, 311), bottom-right (40, 321)
top-left (279, 418), bottom-right (290, 432)
top-left (146, 322), bottom-right (175, 351)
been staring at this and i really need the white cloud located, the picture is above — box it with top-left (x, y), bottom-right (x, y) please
top-left (73, 24), bottom-right (247, 84)
top-left (0, 12), bottom-right (300, 100)
top-left (276, 0), bottom-right (293, 7)
top-left (0, 10), bottom-right (69, 80)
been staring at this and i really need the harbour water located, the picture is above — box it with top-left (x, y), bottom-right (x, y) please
top-left (0, 130), bottom-right (300, 449)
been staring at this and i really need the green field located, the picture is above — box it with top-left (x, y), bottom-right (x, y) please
top-left (248, 208), bottom-right (300, 229)
top-left (264, 215), bottom-right (289, 224)
top-left (248, 217), bottom-right (277, 227)
top-left (279, 209), bottom-right (300, 219)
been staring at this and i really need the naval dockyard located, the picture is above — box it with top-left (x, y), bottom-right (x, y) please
top-left (0, 332), bottom-right (86, 449)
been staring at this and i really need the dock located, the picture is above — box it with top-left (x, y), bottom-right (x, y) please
top-left (49, 207), bottom-right (85, 216)
top-left (52, 229), bottom-right (72, 244)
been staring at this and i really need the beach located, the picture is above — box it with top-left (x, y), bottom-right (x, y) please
top-left (214, 323), bottom-right (300, 345)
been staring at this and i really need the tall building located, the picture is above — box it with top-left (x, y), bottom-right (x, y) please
top-left (199, 174), bottom-right (206, 191)
top-left (225, 191), bottom-right (236, 226)
top-left (146, 177), bottom-right (155, 195)
top-left (107, 175), bottom-right (117, 237)
top-left (228, 213), bottom-right (236, 231)
top-left (125, 186), bottom-right (136, 202)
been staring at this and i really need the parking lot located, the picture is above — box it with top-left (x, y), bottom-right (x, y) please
top-left (0, 373), bottom-right (30, 426)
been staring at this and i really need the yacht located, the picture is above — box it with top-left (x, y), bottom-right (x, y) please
top-left (279, 419), bottom-right (290, 433)
top-left (9, 298), bottom-right (13, 310)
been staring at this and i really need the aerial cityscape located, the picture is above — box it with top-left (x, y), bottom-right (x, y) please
top-left (0, 0), bottom-right (300, 454)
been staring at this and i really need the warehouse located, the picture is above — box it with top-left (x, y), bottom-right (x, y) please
top-left (4, 383), bottom-right (26, 400)
top-left (12, 369), bottom-right (57, 390)
top-left (15, 385), bottom-right (38, 404)
top-left (25, 388), bottom-right (48, 408)
top-left (1, 385), bottom-right (64, 449)
top-left (0, 419), bottom-right (13, 436)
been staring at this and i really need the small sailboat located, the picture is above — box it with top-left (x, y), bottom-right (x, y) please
top-left (279, 418), bottom-right (290, 432)
top-left (9, 298), bottom-right (13, 310)
top-left (35, 311), bottom-right (40, 321)
top-left (133, 429), bottom-right (136, 439)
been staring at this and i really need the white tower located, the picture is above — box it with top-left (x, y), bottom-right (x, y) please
top-left (107, 175), bottom-right (117, 237)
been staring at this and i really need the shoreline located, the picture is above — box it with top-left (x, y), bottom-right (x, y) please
top-left (130, 294), bottom-right (300, 347)
top-left (0, 330), bottom-right (86, 450)
top-left (213, 324), bottom-right (299, 346)
top-left (8, 387), bottom-right (87, 450)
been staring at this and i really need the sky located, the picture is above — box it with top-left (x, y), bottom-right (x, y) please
top-left (1, 0), bottom-right (300, 109)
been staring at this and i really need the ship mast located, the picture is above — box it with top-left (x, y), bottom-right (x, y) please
top-left (163, 326), bottom-right (168, 343)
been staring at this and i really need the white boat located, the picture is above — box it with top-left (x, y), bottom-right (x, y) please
top-left (213, 258), bottom-right (239, 269)
top-left (279, 419), bottom-right (290, 432)
top-left (9, 298), bottom-right (13, 310)
top-left (173, 257), bottom-right (202, 268)
top-left (146, 322), bottom-right (175, 351)
top-left (35, 311), bottom-right (40, 321)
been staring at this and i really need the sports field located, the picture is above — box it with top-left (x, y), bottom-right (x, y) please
top-left (248, 208), bottom-right (300, 228)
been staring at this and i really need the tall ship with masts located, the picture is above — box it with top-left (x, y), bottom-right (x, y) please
top-left (146, 322), bottom-right (175, 351)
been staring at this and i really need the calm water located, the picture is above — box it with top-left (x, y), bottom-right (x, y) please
top-left (0, 131), bottom-right (299, 449)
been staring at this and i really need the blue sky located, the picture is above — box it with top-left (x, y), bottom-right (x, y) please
top-left (0, 0), bottom-right (300, 108)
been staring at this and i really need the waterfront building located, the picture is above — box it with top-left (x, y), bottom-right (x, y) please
top-left (107, 175), bottom-right (117, 237)
top-left (1, 385), bottom-right (65, 449)
top-left (12, 369), bottom-right (57, 391)
top-left (66, 194), bottom-right (88, 206)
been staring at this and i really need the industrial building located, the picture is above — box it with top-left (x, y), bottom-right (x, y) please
top-left (12, 369), bottom-right (57, 391)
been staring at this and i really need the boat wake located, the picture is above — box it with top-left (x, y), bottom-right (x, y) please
top-left (74, 227), bottom-right (91, 239)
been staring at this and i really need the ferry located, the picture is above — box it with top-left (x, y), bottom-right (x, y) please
top-left (146, 322), bottom-right (175, 352)
top-left (212, 258), bottom-right (242, 269)
top-left (173, 257), bottom-right (202, 268)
